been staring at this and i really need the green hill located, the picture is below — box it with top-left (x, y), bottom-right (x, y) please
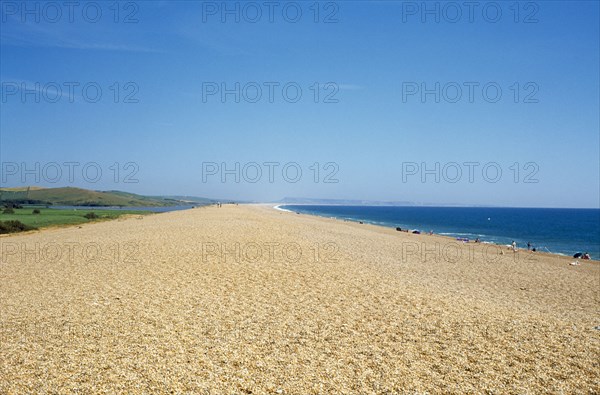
top-left (0, 187), bottom-right (212, 207)
top-left (150, 195), bottom-right (215, 204)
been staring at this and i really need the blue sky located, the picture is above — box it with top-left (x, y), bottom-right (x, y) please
top-left (1, 1), bottom-right (599, 207)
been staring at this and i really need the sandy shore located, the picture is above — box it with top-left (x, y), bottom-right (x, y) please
top-left (1, 204), bottom-right (598, 394)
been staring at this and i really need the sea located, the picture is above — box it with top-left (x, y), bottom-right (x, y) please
top-left (279, 205), bottom-right (600, 260)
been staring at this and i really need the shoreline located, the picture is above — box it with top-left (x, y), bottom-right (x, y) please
top-left (274, 203), bottom-right (600, 263)
top-left (272, 204), bottom-right (599, 263)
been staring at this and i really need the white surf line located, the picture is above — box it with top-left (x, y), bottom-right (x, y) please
top-left (273, 205), bottom-right (293, 213)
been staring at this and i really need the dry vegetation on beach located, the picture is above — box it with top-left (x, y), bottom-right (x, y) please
top-left (1, 204), bottom-right (598, 394)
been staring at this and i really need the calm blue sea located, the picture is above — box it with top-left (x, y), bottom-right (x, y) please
top-left (280, 205), bottom-right (600, 259)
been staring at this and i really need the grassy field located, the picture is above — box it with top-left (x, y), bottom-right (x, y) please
top-left (0, 207), bottom-right (152, 230)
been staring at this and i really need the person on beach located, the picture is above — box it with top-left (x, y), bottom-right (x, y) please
top-left (511, 241), bottom-right (517, 252)
top-left (527, 242), bottom-right (531, 250)
top-left (582, 252), bottom-right (591, 260)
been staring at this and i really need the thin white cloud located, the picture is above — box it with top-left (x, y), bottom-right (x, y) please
top-left (1, 14), bottom-right (161, 53)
